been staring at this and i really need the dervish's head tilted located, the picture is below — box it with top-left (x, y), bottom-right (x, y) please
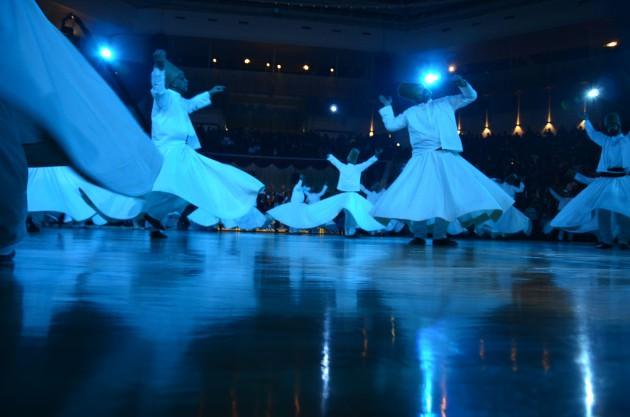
top-left (398, 83), bottom-right (432, 104)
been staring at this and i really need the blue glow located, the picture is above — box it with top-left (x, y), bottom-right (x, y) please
top-left (417, 329), bottom-right (435, 417)
top-left (422, 71), bottom-right (441, 87)
top-left (586, 88), bottom-right (600, 100)
top-left (329, 104), bottom-right (338, 113)
top-left (98, 45), bottom-right (115, 62)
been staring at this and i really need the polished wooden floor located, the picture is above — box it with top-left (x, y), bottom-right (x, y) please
top-left (1, 228), bottom-right (629, 417)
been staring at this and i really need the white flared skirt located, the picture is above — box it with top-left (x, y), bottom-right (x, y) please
top-left (551, 176), bottom-right (630, 234)
top-left (269, 192), bottom-right (384, 232)
top-left (476, 206), bottom-right (532, 236)
top-left (150, 142), bottom-right (264, 221)
top-left (189, 207), bottom-right (268, 230)
top-left (27, 167), bottom-right (143, 222)
top-left (371, 150), bottom-right (514, 227)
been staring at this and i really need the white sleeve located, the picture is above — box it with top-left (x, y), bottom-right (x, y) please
top-left (185, 92), bottom-right (212, 113)
top-left (378, 106), bottom-right (407, 132)
top-left (327, 154), bottom-right (344, 170)
top-left (574, 172), bottom-right (595, 185)
top-left (585, 120), bottom-right (606, 147)
top-left (316, 184), bottom-right (328, 198)
top-left (548, 188), bottom-right (562, 201)
top-left (357, 155), bottom-right (378, 172)
top-left (151, 68), bottom-right (169, 109)
top-left (447, 82), bottom-right (478, 110)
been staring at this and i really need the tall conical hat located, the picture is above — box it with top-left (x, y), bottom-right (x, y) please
top-left (164, 60), bottom-right (184, 89)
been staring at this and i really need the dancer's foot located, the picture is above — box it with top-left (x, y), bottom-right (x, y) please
top-left (0, 250), bottom-right (16, 268)
top-left (408, 237), bottom-right (426, 246)
top-left (433, 238), bottom-right (458, 247)
top-left (27, 222), bottom-right (41, 233)
top-left (595, 242), bottom-right (613, 250)
top-left (177, 216), bottom-right (190, 231)
top-left (150, 230), bottom-right (168, 239)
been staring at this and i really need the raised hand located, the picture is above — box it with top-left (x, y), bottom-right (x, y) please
top-left (153, 49), bottom-right (167, 70)
top-left (209, 85), bottom-right (226, 97)
top-left (378, 95), bottom-right (393, 107)
top-left (452, 74), bottom-right (467, 88)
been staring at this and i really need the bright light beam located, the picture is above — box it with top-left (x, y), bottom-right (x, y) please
top-left (329, 104), bottom-right (338, 113)
top-left (422, 71), bottom-right (441, 87)
top-left (98, 45), bottom-right (115, 62)
top-left (586, 88), bottom-right (600, 100)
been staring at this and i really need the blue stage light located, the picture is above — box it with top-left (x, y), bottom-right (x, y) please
top-left (586, 88), bottom-right (600, 100)
top-left (329, 104), bottom-right (338, 113)
top-left (422, 71), bottom-right (441, 87)
top-left (98, 45), bottom-right (115, 62)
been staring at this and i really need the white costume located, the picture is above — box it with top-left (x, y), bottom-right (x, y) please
top-left (476, 181), bottom-right (532, 237)
top-left (27, 167), bottom-right (144, 223)
top-left (551, 121), bottom-right (630, 244)
top-left (361, 185), bottom-right (404, 233)
top-left (268, 158), bottom-right (385, 235)
top-left (543, 174), bottom-right (594, 239)
top-left (372, 82), bottom-right (513, 240)
top-left (314, 155), bottom-right (385, 235)
top-left (148, 68), bottom-right (264, 224)
top-left (267, 180), bottom-right (316, 230)
top-left (0, 0), bottom-right (161, 254)
top-left (305, 185), bottom-right (328, 204)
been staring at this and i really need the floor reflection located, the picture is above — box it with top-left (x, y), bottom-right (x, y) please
top-left (1, 230), bottom-right (630, 416)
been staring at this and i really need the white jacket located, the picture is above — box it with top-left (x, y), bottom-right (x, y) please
top-left (379, 83), bottom-right (477, 153)
top-left (327, 154), bottom-right (378, 192)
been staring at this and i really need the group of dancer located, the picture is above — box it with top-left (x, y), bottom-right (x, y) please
top-left (2, 0), bottom-right (630, 267)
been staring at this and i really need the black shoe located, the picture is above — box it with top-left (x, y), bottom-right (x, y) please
top-left (0, 251), bottom-right (16, 267)
top-left (433, 238), bottom-right (458, 247)
top-left (150, 230), bottom-right (168, 239)
top-left (409, 237), bottom-right (426, 246)
top-left (596, 242), bottom-right (613, 250)
top-left (27, 222), bottom-right (41, 233)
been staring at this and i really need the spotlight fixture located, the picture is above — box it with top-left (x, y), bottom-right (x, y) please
top-left (212, 57), bottom-right (218, 63)
top-left (266, 62), bottom-right (271, 68)
top-left (276, 64), bottom-right (282, 70)
top-left (244, 58), bottom-right (251, 64)
top-left (329, 67), bottom-right (335, 73)
top-left (448, 64), bottom-right (457, 73)
top-left (329, 104), bottom-right (338, 113)
top-left (302, 64), bottom-right (310, 71)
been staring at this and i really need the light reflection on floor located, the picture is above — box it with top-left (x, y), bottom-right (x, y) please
top-left (1, 229), bottom-right (629, 417)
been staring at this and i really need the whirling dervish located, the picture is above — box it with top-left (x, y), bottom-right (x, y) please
top-left (475, 175), bottom-right (532, 238)
top-left (0, 0), bottom-right (162, 265)
top-left (267, 174), bottom-right (314, 232)
top-left (144, 50), bottom-right (264, 237)
top-left (268, 150), bottom-right (385, 236)
top-left (551, 113), bottom-right (630, 249)
top-left (372, 75), bottom-right (513, 246)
